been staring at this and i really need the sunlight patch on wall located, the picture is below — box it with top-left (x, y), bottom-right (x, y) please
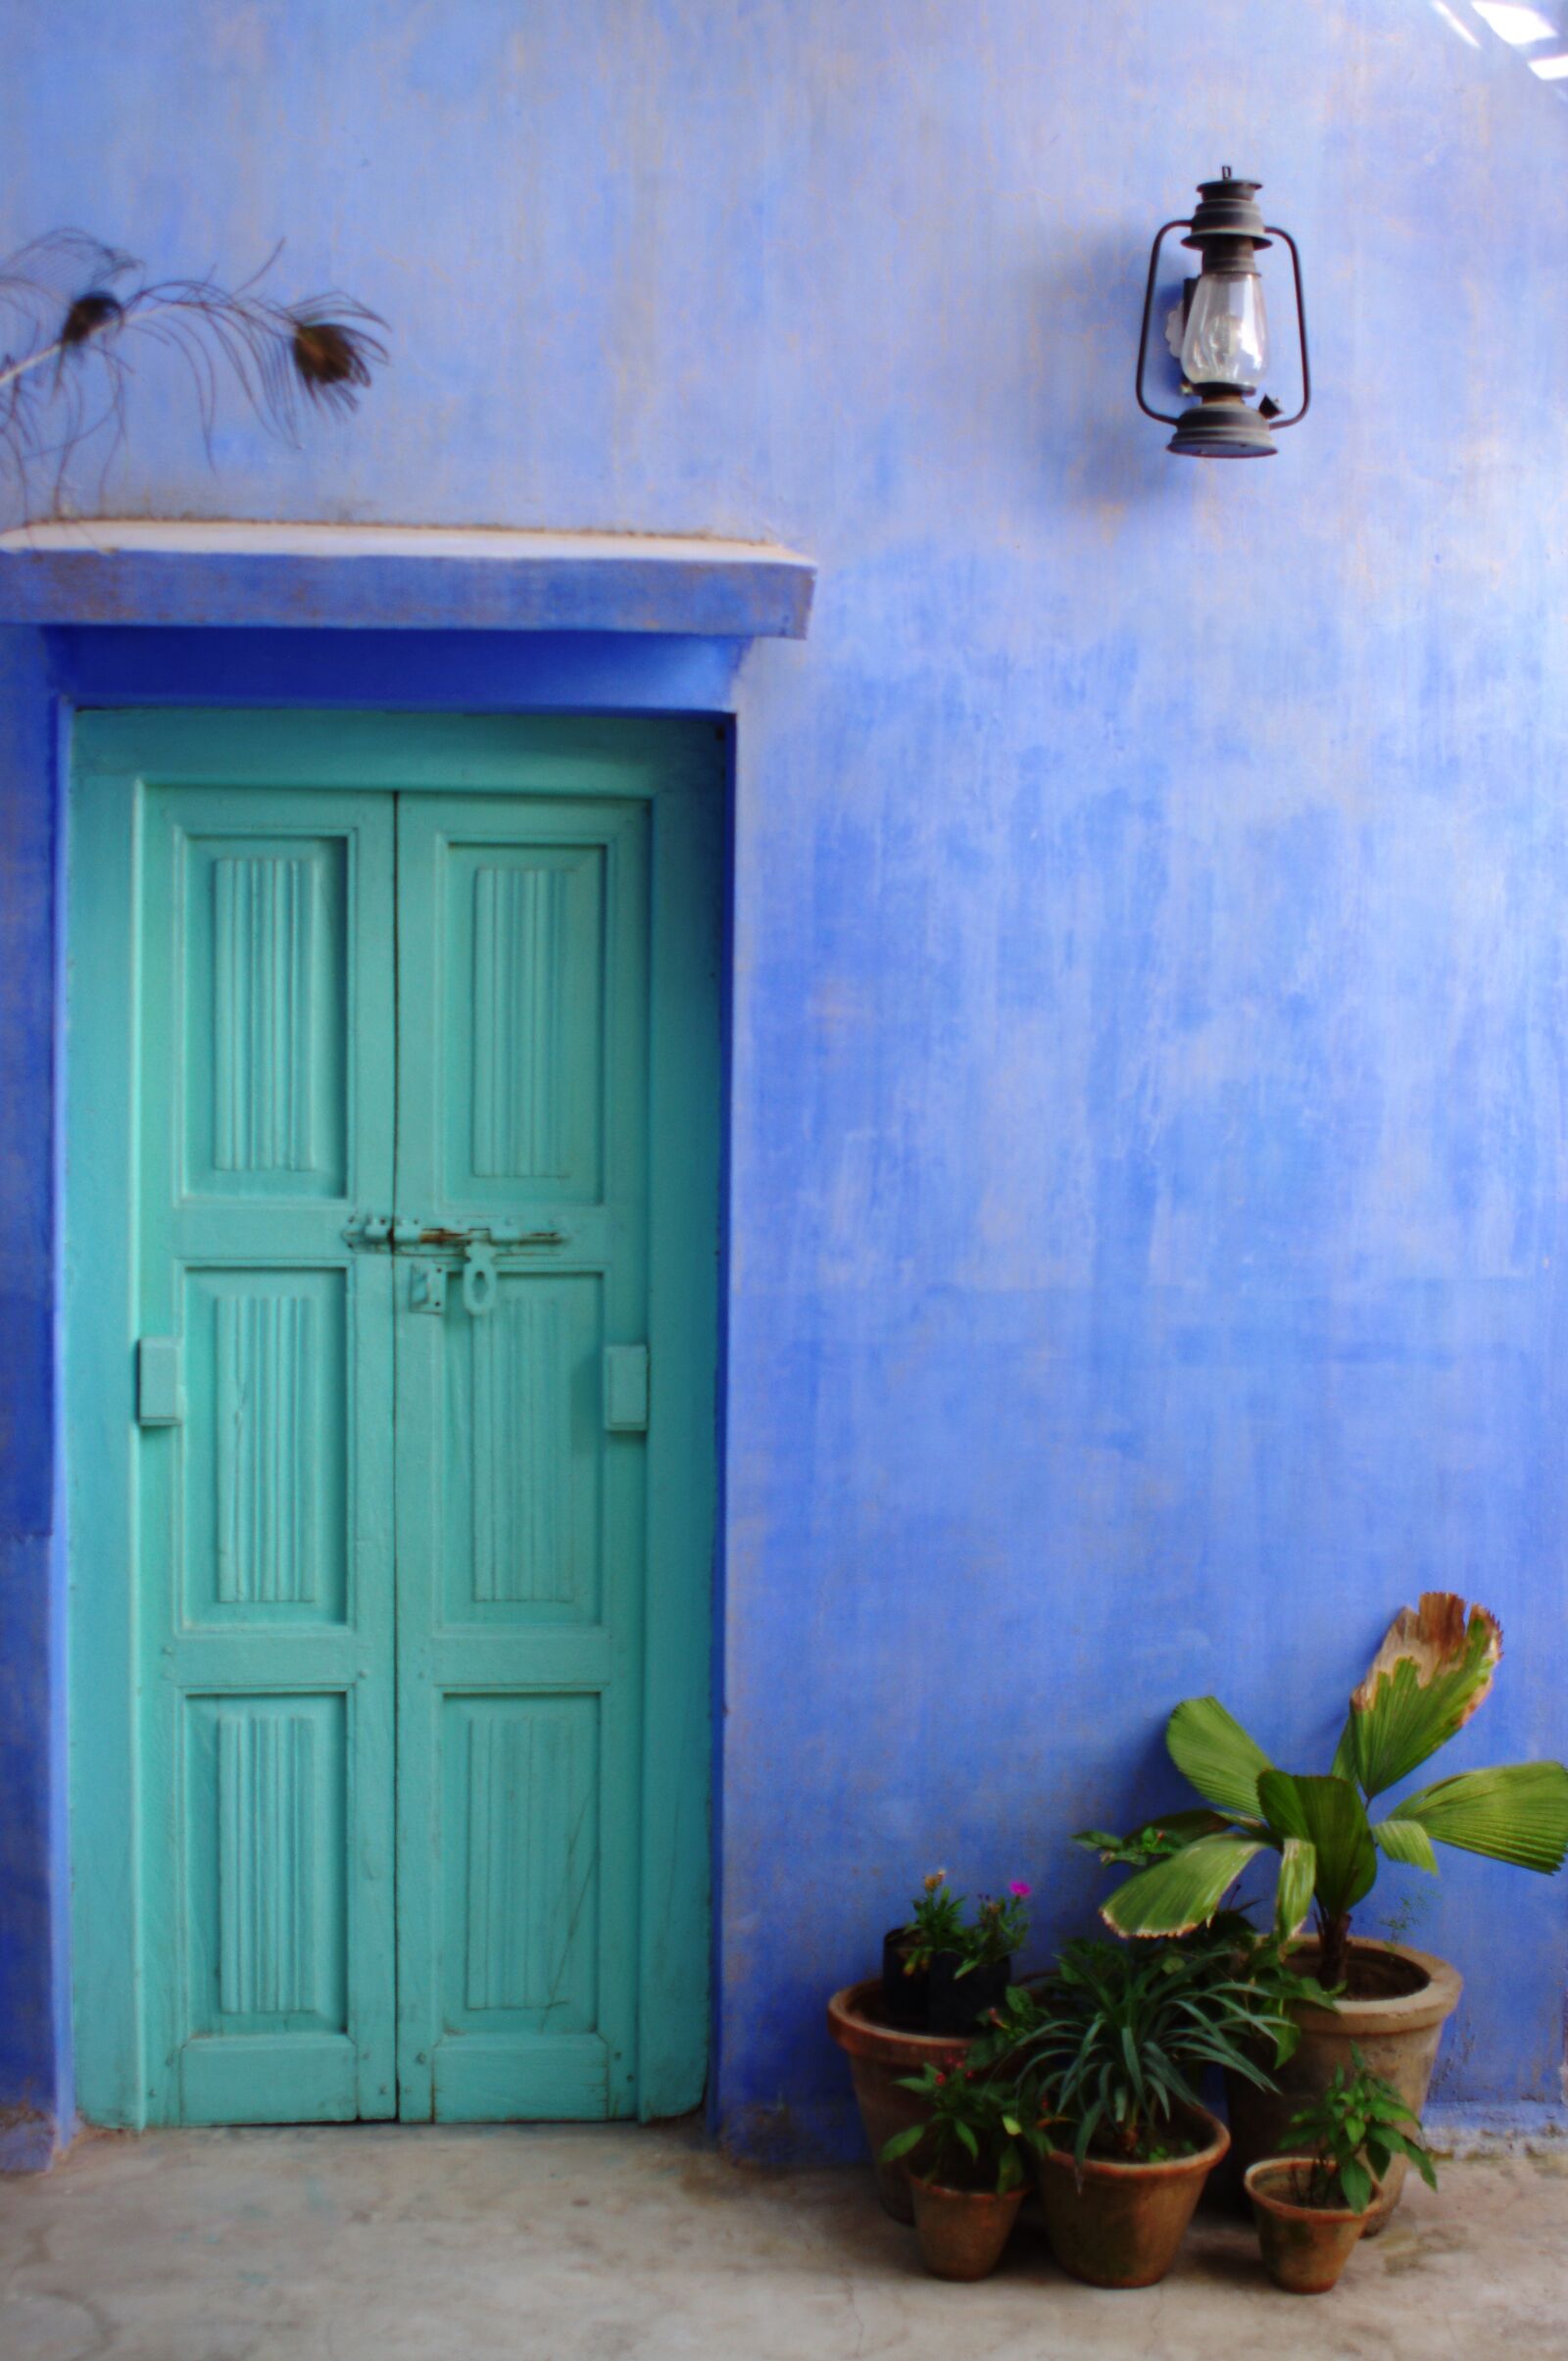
top-left (1428, 0), bottom-right (1568, 98)
top-left (1471, 2), bottom-right (1557, 40)
top-left (1431, 0), bottom-right (1483, 44)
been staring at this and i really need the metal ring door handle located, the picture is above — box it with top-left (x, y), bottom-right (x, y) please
top-left (462, 1241), bottom-right (498, 1315)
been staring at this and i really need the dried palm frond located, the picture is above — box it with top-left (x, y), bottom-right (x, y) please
top-left (0, 229), bottom-right (387, 524)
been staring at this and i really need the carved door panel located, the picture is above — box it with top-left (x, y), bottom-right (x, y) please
top-left (136, 787), bottom-right (397, 2124)
top-left (392, 796), bottom-right (649, 2121)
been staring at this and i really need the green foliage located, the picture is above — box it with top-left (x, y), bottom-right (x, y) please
top-left (1282, 2048), bottom-right (1439, 2214)
top-left (1335, 1597), bottom-right (1500, 1799)
top-left (957, 1886), bottom-right (1031, 1974)
top-left (898, 1868), bottom-right (1033, 1975)
top-left (1094, 1595), bottom-right (1568, 1970)
top-left (974, 1936), bottom-right (1294, 2170)
top-left (1256, 1773), bottom-right (1378, 1927)
top-left (1393, 1763), bottom-right (1568, 1874)
top-left (879, 2059), bottom-right (1046, 2193)
top-left (1072, 1811), bottom-right (1231, 1869)
top-left (1167, 1697), bottom-right (1273, 1819)
top-left (1095, 1832), bottom-right (1267, 1937)
top-left (899, 1869), bottom-right (966, 1973)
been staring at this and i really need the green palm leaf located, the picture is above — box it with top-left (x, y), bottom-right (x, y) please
top-left (1275, 1835), bottom-right (1317, 1939)
top-left (1396, 1761), bottom-right (1568, 1873)
top-left (1167, 1697), bottom-right (1275, 1818)
top-left (1340, 1595), bottom-right (1502, 1799)
top-left (1102, 1831), bottom-right (1266, 1938)
top-left (1257, 1771), bottom-right (1377, 1923)
top-left (1372, 1816), bottom-right (1438, 1873)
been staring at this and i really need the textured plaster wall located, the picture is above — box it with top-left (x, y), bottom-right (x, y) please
top-left (3, 0), bottom-right (1568, 2155)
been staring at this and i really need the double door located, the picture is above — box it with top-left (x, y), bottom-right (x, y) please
top-left (72, 717), bottom-right (718, 2128)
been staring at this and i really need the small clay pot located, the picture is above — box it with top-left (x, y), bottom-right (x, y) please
top-left (1245, 2158), bottom-right (1371, 2294)
top-left (827, 1980), bottom-right (974, 2221)
top-left (879, 1929), bottom-right (929, 2030)
top-left (927, 1951), bottom-right (1011, 2036)
top-left (1036, 2103), bottom-right (1230, 2288)
top-left (907, 2175), bottom-right (1024, 2282)
top-left (1224, 1939), bottom-right (1459, 2235)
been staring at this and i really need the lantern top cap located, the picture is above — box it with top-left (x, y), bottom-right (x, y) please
top-left (1183, 170), bottom-right (1271, 253)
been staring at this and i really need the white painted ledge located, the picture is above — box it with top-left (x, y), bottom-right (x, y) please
top-left (0, 520), bottom-right (815, 637)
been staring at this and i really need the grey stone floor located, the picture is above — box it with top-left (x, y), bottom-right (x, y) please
top-left (2, 2122), bottom-right (1565, 2360)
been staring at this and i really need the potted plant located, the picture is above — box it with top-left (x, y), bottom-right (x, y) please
top-left (879, 2061), bottom-right (1043, 2281)
top-left (835, 1868), bottom-right (1034, 2215)
top-left (1246, 2050), bottom-right (1438, 2294)
top-left (976, 1934), bottom-right (1292, 2287)
top-left (928, 1884), bottom-right (1032, 2034)
top-left (880, 1869), bottom-right (966, 2031)
top-left (1084, 1594), bottom-right (1568, 2227)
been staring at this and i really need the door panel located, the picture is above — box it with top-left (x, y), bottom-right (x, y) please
top-left (136, 787), bottom-right (397, 2125)
top-left (394, 795), bottom-right (649, 2121)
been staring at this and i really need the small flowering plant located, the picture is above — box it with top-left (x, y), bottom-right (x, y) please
top-left (899, 1869), bottom-right (967, 1974)
top-left (958, 1883), bottom-right (1031, 1976)
top-left (880, 2060), bottom-right (1047, 2193)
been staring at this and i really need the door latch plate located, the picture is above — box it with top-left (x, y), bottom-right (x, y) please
top-left (409, 1262), bottom-right (447, 1315)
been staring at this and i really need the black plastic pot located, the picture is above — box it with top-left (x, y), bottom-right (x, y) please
top-left (928, 1951), bottom-right (1011, 2035)
top-left (879, 1928), bottom-right (929, 2029)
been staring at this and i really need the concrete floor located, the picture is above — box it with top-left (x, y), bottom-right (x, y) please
top-left (2, 2125), bottom-right (1566, 2361)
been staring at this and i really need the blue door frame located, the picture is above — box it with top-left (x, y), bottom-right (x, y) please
top-left (61, 688), bottom-right (730, 2132)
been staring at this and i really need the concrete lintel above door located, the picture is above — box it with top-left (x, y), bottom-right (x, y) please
top-left (0, 519), bottom-right (815, 639)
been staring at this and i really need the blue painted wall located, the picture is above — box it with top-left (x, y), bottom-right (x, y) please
top-left (4, 0), bottom-right (1568, 2157)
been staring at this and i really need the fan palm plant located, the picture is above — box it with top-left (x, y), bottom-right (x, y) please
top-left (1091, 1594), bottom-right (1568, 1988)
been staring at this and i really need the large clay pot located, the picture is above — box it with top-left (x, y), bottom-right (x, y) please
top-left (826, 1979), bottom-right (972, 2222)
top-left (907, 2175), bottom-right (1024, 2281)
top-left (1036, 2103), bottom-right (1230, 2287)
top-left (1224, 1939), bottom-right (1460, 2236)
top-left (1245, 2158), bottom-right (1371, 2295)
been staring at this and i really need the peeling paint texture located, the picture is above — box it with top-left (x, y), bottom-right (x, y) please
top-left (3, 0), bottom-right (1568, 2162)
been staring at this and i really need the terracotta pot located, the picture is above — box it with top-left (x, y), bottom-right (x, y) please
top-left (1245, 2158), bottom-right (1371, 2294)
top-left (1224, 1939), bottom-right (1459, 2236)
top-left (826, 1979), bottom-right (972, 2222)
top-left (908, 2175), bottom-right (1024, 2281)
top-left (1036, 2103), bottom-right (1230, 2287)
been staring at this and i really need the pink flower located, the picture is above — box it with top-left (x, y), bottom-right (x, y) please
top-left (1008, 1881), bottom-right (1032, 1899)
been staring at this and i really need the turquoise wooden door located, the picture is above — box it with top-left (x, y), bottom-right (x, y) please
top-left (70, 713), bottom-right (720, 2133)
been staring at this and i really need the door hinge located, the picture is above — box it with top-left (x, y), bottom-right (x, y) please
top-left (604, 1344), bottom-right (650, 1432)
top-left (137, 1337), bottom-right (183, 1425)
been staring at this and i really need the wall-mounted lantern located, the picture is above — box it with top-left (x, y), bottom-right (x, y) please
top-left (1136, 171), bottom-right (1309, 458)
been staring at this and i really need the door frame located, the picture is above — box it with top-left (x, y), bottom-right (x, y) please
top-left (65, 708), bottom-right (725, 2128)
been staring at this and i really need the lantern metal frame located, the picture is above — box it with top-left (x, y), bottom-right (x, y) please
top-left (1136, 172), bottom-right (1310, 459)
